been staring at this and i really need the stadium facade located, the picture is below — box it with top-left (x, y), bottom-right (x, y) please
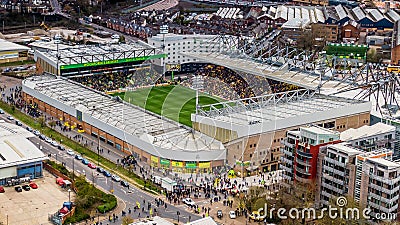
top-left (22, 75), bottom-right (226, 173)
top-left (33, 42), bottom-right (166, 77)
top-left (192, 89), bottom-right (371, 174)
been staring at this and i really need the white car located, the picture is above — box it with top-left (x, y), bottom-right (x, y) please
top-left (229, 211), bottom-right (236, 219)
top-left (33, 130), bottom-right (41, 136)
top-left (67, 149), bottom-right (75, 156)
top-left (6, 116), bottom-right (14, 120)
top-left (45, 137), bottom-right (52, 143)
top-left (183, 198), bottom-right (196, 206)
top-left (111, 175), bottom-right (121, 182)
top-left (111, 34), bottom-right (119, 39)
top-left (50, 140), bottom-right (59, 147)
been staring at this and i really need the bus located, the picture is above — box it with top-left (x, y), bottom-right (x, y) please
top-left (387, 66), bottom-right (400, 73)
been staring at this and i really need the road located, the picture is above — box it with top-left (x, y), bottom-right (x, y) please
top-left (0, 112), bottom-right (202, 224)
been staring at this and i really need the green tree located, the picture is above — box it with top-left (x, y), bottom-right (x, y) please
top-left (37, 116), bottom-right (45, 128)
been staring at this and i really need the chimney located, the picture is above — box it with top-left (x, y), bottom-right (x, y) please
top-left (385, 1), bottom-right (390, 13)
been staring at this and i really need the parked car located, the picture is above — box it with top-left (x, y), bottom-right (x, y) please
top-left (183, 198), bottom-right (196, 207)
top-left (111, 34), bottom-right (119, 39)
top-left (66, 149), bottom-right (74, 156)
top-left (0, 186), bottom-right (4, 193)
top-left (120, 180), bottom-right (129, 187)
top-left (88, 162), bottom-right (96, 169)
top-left (29, 182), bottom-right (38, 189)
top-left (217, 210), bottom-right (223, 219)
top-left (0, 109), bottom-right (4, 114)
top-left (75, 154), bottom-right (83, 160)
top-left (111, 175), bottom-right (121, 182)
top-left (103, 170), bottom-right (111, 177)
top-left (39, 134), bottom-right (46, 140)
top-left (229, 211), bottom-right (236, 219)
top-left (51, 140), bottom-right (59, 147)
top-left (33, 130), bottom-right (40, 136)
top-left (58, 145), bottom-right (65, 151)
top-left (44, 137), bottom-right (52, 143)
top-left (15, 120), bottom-right (22, 126)
top-left (15, 186), bottom-right (22, 192)
top-left (7, 116), bottom-right (14, 120)
top-left (26, 127), bottom-right (33, 132)
top-left (22, 185), bottom-right (30, 191)
top-left (97, 167), bottom-right (105, 173)
top-left (82, 158), bottom-right (89, 165)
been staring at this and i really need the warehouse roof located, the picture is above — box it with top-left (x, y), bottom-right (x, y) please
top-left (0, 39), bottom-right (30, 52)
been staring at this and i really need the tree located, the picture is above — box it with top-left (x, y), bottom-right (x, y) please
top-left (119, 35), bottom-right (126, 43)
top-left (122, 216), bottom-right (134, 225)
top-left (37, 116), bottom-right (45, 128)
top-left (48, 120), bottom-right (56, 128)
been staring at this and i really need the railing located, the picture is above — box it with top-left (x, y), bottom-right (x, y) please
top-left (369, 173), bottom-right (400, 185)
top-left (368, 192), bottom-right (398, 205)
top-left (321, 182), bottom-right (343, 194)
top-left (324, 157), bottom-right (345, 167)
top-left (369, 183), bottom-right (400, 195)
top-left (323, 173), bottom-right (344, 185)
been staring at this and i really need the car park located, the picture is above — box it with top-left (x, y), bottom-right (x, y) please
top-left (183, 198), bottom-right (196, 207)
top-left (217, 210), bottom-right (223, 219)
top-left (75, 155), bottom-right (83, 160)
top-left (97, 167), bottom-right (105, 173)
top-left (111, 175), bottom-right (121, 182)
top-left (88, 162), bottom-right (96, 169)
top-left (103, 170), bottom-right (111, 177)
top-left (120, 180), bottom-right (129, 187)
top-left (82, 158), bottom-right (89, 165)
top-left (15, 120), bottom-right (22, 126)
top-left (7, 116), bottom-right (14, 120)
top-left (229, 211), bottom-right (236, 219)
top-left (29, 182), bottom-right (38, 189)
top-left (0, 186), bottom-right (4, 193)
top-left (15, 186), bottom-right (22, 192)
top-left (22, 185), bottom-right (30, 191)
top-left (58, 145), bottom-right (65, 151)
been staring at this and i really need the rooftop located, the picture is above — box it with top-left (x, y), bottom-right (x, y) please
top-left (0, 121), bottom-right (48, 169)
top-left (186, 217), bottom-right (218, 225)
top-left (0, 39), bottom-right (30, 52)
top-left (301, 126), bottom-right (339, 135)
top-left (23, 75), bottom-right (225, 158)
top-left (328, 142), bottom-right (363, 155)
top-left (149, 33), bottom-right (217, 42)
top-left (367, 157), bottom-right (400, 169)
top-left (128, 216), bottom-right (173, 225)
top-left (340, 122), bottom-right (396, 141)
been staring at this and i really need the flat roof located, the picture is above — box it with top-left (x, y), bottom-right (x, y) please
top-left (328, 142), bottom-right (363, 155)
top-left (0, 121), bottom-right (48, 169)
top-left (0, 39), bottom-right (30, 52)
top-left (340, 122), bottom-right (396, 141)
top-left (186, 217), bottom-right (218, 225)
top-left (367, 157), bottom-right (400, 169)
top-left (149, 33), bottom-right (217, 42)
top-left (23, 75), bottom-right (225, 158)
top-left (301, 126), bottom-right (339, 135)
top-left (128, 216), bottom-right (173, 225)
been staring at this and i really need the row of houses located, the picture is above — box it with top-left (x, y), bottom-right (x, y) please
top-left (106, 19), bottom-right (153, 40)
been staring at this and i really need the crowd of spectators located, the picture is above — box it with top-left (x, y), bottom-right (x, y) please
top-left (71, 69), bottom-right (164, 92)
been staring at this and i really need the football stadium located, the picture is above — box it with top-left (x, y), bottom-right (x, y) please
top-left (23, 42), bottom-right (372, 174)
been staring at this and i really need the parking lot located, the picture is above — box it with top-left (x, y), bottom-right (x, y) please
top-left (0, 171), bottom-right (75, 225)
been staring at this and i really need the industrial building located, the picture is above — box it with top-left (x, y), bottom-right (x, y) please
top-left (0, 38), bottom-right (30, 64)
top-left (22, 75), bottom-right (226, 173)
top-left (0, 120), bottom-right (48, 185)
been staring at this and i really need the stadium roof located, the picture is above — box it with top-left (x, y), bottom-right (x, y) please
top-left (34, 42), bottom-right (163, 70)
top-left (0, 121), bottom-right (48, 169)
top-left (23, 75), bottom-right (226, 161)
top-left (193, 89), bottom-right (371, 138)
top-left (0, 39), bottom-right (30, 52)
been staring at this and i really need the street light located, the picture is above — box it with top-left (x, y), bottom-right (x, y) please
top-left (68, 189), bottom-right (71, 202)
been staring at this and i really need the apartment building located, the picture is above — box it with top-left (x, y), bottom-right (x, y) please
top-left (280, 126), bottom-right (341, 184)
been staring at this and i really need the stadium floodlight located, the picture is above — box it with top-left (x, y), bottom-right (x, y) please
top-left (192, 75), bottom-right (204, 125)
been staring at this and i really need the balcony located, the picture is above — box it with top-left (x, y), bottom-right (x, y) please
top-left (321, 190), bottom-right (333, 199)
top-left (282, 148), bottom-right (293, 157)
top-left (294, 175), bottom-right (312, 183)
top-left (280, 156), bottom-right (293, 165)
top-left (296, 158), bottom-right (311, 167)
top-left (323, 166), bottom-right (345, 177)
top-left (368, 192), bottom-right (398, 205)
top-left (323, 173), bottom-right (344, 185)
top-left (368, 201), bottom-right (398, 214)
top-left (280, 164), bottom-right (292, 173)
top-left (369, 173), bottom-right (400, 185)
top-left (282, 173), bottom-right (293, 182)
top-left (324, 157), bottom-right (345, 167)
top-left (282, 139), bottom-right (295, 148)
top-left (296, 167), bottom-right (311, 176)
top-left (321, 182), bottom-right (343, 194)
top-left (369, 183), bottom-right (400, 195)
top-left (296, 150), bottom-right (313, 158)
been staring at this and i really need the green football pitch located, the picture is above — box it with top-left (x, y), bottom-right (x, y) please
top-left (111, 85), bottom-right (221, 127)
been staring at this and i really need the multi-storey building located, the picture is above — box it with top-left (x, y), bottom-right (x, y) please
top-left (281, 126), bottom-right (341, 184)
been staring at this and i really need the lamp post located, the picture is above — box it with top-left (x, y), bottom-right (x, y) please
top-left (160, 25), bottom-right (168, 81)
top-left (68, 189), bottom-right (71, 202)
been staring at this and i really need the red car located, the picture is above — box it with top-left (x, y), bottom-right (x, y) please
top-left (88, 162), bottom-right (96, 169)
top-left (29, 182), bottom-right (38, 189)
top-left (0, 186), bottom-right (4, 193)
